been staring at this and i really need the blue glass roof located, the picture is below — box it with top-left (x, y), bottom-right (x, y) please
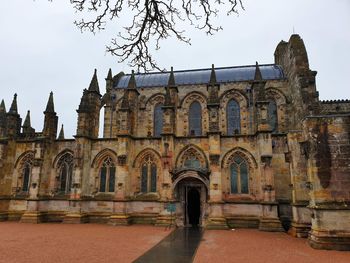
top-left (114, 64), bottom-right (284, 88)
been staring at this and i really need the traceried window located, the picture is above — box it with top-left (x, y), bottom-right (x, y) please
top-left (140, 155), bottom-right (157, 193)
top-left (268, 99), bottom-right (278, 132)
top-left (189, 101), bottom-right (202, 136)
top-left (184, 157), bottom-right (201, 169)
top-left (57, 153), bottom-right (73, 194)
top-left (227, 99), bottom-right (241, 135)
top-left (99, 156), bottom-right (116, 193)
top-left (154, 103), bottom-right (163, 137)
top-left (230, 155), bottom-right (249, 194)
top-left (20, 154), bottom-right (33, 192)
top-left (22, 163), bottom-right (31, 192)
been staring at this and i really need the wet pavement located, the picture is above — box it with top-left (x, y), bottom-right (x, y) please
top-left (134, 227), bottom-right (203, 263)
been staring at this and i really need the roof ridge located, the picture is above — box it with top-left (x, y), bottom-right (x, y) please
top-left (122, 63), bottom-right (280, 76)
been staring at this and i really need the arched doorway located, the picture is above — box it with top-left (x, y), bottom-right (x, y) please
top-left (173, 171), bottom-right (208, 227)
top-left (187, 187), bottom-right (200, 226)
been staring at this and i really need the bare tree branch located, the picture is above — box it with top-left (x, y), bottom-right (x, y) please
top-left (68, 0), bottom-right (244, 72)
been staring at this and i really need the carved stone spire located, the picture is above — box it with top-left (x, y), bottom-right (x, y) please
top-left (22, 110), bottom-right (35, 136)
top-left (43, 92), bottom-right (58, 139)
top-left (209, 64), bottom-right (217, 85)
top-left (8, 94), bottom-right (18, 115)
top-left (127, 70), bottom-right (137, 89)
top-left (105, 68), bottom-right (113, 93)
top-left (0, 99), bottom-right (6, 114)
top-left (254, 61), bottom-right (263, 81)
top-left (88, 69), bottom-right (100, 94)
top-left (23, 110), bottom-right (31, 128)
top-left (165, 67), bottom-right (176, 106)
top-left (58, 124), bottom-right (65, 140)
top-left (168, 67), bottom-right (176, 87)
top-left (107, 68), bottom-right (113, 80)
top-left (45, 92), bottom-right (55, 113)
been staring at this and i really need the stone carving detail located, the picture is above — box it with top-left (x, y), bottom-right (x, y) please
top-left (117, 155), bottom-right (127, 166)
top-left (209, 154), bottom-right (220, 166)
top-left (177, 146), bottom-right (207, 169)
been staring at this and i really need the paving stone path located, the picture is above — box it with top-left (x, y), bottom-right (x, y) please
top-left (134, 227), bottom-right (203, 263)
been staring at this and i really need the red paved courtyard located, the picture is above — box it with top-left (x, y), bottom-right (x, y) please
top-left (194, 229), bottom-right (350, 263)
top-left (0, 223), bottom-right (349, 263)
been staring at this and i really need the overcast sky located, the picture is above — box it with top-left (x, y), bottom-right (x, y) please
top-left (1, 0), bottom-right (349, 138)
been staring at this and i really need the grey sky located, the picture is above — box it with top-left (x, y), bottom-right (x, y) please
top-left (1, 0), bottom-right (349, 138)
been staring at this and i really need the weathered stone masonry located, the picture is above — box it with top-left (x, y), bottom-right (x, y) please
top-left (0, 34), bottom-right (349, 250)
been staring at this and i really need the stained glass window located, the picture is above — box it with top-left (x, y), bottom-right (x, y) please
top-left (22, 164), bottom-right (31, 192)
top-left (141, 164), bottom-right (148, 193)
top-left (151, 163), bottom-right (157, 192)
top-left (189, 101), bottom-right (202, 136)
top-left (154, 103), bottom-right (163, 137)
top-left (227, 99), bottom-right (241, 135)
top-left (140, 154), bottom-right (157, 193)
top-left (230, 164), bottom-right (238, 193)
top-left (230, 155), bottom-right (249, 194)
top-left (99, 167), bottom-right (107, 192)
top-left (99, 156), bottom-right (116, 193)
top-left (240, 162), bottom-right (249, 194)
top-left (268, 100), bottom-right (278, 132)
top-left (57, 153), bottom-right (73, 193)
top-left (108, 167), bottom-right (116, 193)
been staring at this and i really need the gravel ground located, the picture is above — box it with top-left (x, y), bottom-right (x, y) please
top-left (0, 222), bottom-right (172, 263)
top-left (194, 229), bottom-right (350, 263)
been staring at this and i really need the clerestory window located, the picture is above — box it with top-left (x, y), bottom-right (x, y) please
top-left (227, 99), bottom-right (241, 135)
top-left (189, 101), bottom-right (202, 136)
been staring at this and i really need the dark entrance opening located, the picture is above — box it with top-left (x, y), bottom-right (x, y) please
top-left (187, 187), bottom-right (200, 226)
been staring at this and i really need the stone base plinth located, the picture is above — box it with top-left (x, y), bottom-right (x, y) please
top-left (288, 221), bottom-right (311, 238)
top-left (309, 229), bottom-right (350, 251)
top-left (155, 215), bottom-right (175, 227)
top-left (63, 212), bottom-right (88, 224)
top-left (206, 217), bottom-right (229, 230)
top-left (259, 217), bottom-right (284, 232)
top-left (0, 212), bottom-right (8, 221)
top-left (20, 211), bottom-right (45, 223)
top-left (227, 216), bottom-right (260, 229)
top-left (108, 214), bottom-right (131, 226)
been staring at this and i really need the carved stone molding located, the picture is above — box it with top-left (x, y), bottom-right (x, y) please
top-left (209, 154), bottom-right (220, 166)
top-left (117, 155), bottom-right (127, 166)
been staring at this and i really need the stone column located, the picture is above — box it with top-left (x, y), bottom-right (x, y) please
top-left (21, 142), bottom-right (44, 223)
top-left (287, 132), bottom-right (311, 237)
top-left (257, 133), bottom-right (283, 232)
top-left (109, 136), bottom-right (130, 225)
top-left (63, 139), bottom-right (88, 223)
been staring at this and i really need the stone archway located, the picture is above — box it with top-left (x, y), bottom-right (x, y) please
top-left (173, 171), bottom-right (208, 227)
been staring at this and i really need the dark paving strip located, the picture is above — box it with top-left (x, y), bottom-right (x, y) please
top-left (133, 227), bottom-right (203, 263)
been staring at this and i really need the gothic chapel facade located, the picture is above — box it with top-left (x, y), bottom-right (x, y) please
top-left (0, 35), bottom-right (349, 250)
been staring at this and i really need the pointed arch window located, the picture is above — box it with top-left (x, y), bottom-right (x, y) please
top-left (227, 99), bottom-right (241, 135)
top-left (99, 156), bottom-right (116, 193)
top-left (140, 155), bottom-right (157, 193)
top-left (19, 154), bottom-right (33, 193)
top-left (22, 163), bottom-right (31, 192)
top-left (57, 153), bottom-right (74, 194)
top-left (189, 101), bottom-right (202, 136)
top-left (268, 100), bottom-right (278, 132)
top-left (154, 103), bottom-right (163, 137)
top-left (230, 155), bottom-right (249, 194)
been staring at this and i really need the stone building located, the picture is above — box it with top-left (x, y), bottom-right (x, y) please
top-left (0, 34), bottom-right (349, 250)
